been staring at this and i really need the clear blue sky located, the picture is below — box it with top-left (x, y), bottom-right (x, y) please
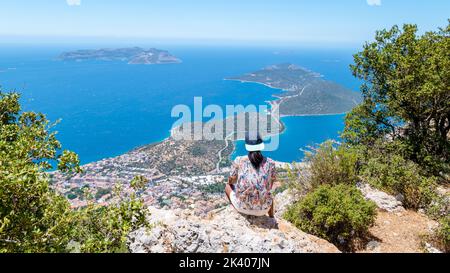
top-left (0, 0), bottom-right (448, 45)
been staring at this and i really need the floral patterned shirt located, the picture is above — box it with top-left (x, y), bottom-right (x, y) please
top-left (230, 156), bottom-right (277, 211)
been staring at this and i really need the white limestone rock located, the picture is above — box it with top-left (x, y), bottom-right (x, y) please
top-left (128, 206), bottom-right (340, 253)
top-left (357, 183), bottom-right (405, 212)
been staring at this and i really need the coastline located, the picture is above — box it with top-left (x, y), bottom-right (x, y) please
top-left (77, 108), bottom-right (345, 171)
top-left (224, 78), bottom-right (289, 93)
top-left (227, 79), bottom-right (349, 117)
top-left (279, 112), bottom-right (348, 118)
top-left (76, 78), bottom-right (346, 169)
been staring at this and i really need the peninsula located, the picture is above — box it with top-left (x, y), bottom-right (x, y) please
top-left (50, 64), bottom-right (355, 215)
top-left (57, 47), bottom-right (181, 64)
top-left (226, 63), bottom-right (362, 116)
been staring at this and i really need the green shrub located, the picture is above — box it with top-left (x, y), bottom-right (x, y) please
top-left (361, 152), bottom-right (438, 210)
top-left (0, 91), bottom-right (150, 253)
top-left (426, 216), bottom-right (450, 253)
top-left (71, 182), bottom-right (150, 253)
top-left (284, 184), bottom-right (376, 250)
top-left (426, 194), bottom-right (450, 221)
top-left (436, 217), bottom-right (450, 253)
top-left (304, 141), bottom-right (362, 189)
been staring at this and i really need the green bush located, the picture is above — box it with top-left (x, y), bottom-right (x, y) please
top-left (426, 216), bottom-right (450, 253)
top-left (436, 217), bottom-right (450, 253)
top-left (0, 91), bottom-right (150, 253)
top-left (426, 194), bottom-right (450, 221)
top-left (71, 182), bottom-right (150, 253)
top-left (361, 151), bottom-right (438, 210)
top-left (304, 141), bottom-right (362, 189)
top-left (284, 184), bottom-right (376, 250)
top-left (343, 22), bottom-right (450, 177)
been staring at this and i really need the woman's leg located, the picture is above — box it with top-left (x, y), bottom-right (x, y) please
top-left (225, 183), bottom-right (234, 202)
top-left (268, 202), bottom-right (274, 218)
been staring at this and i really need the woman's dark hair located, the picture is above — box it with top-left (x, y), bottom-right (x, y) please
top-left (248, 151), bottom-right (264, 170)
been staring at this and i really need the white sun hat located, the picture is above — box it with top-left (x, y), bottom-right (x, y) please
top-left (245, 132), bottom-right (265, 152)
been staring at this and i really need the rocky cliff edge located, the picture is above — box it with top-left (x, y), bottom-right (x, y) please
top-left (128, 204), bottom-right (340, 253)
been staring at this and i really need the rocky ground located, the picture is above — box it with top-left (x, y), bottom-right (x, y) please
top-left (127, 180), bottom-right (444, 253)
top-left (359, 210), bottom-right (439, 253)
top-left (356, 183), bottom-right (441, 253)
top-left (128, 206), bottom-right (340, 253)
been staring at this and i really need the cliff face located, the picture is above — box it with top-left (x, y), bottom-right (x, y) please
top-left (128, 205), bottom-right (340, 253)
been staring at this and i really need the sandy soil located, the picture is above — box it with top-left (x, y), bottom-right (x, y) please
top-left (358, 210), bottom-right (439, 253)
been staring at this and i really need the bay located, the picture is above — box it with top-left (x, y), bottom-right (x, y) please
top-left (0, 45), bottom-right (359, 164)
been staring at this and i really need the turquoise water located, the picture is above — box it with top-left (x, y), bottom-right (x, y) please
top-left (0, 45), bottom-right (360, 164)
top-left (232, 114), bottom-right (345, 162)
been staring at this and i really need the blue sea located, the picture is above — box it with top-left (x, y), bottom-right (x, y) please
top-left (0, 45), bottom-right (360, 164)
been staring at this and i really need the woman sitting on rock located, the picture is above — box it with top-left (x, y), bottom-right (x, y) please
top-left (225, 133), bottom-right (276, 218)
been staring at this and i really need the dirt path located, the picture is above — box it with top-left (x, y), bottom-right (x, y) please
top-left (358, 210), bottom-right (438, 253)
top-left (269, 84), bottom-right (310, 129)
top-left (216, 133), bottom-right (234, 172)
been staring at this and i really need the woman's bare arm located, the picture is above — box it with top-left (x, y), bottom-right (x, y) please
top-left (228, 175), bottom-right (237, 184)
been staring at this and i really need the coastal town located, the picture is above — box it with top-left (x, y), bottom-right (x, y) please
top-left (50, 126), bottom-right (293, 215)
top-left (51, 165), bottom-right (232, 216)
top-left (48, 64), bottom-right (349, 215)
top-left (48, 71), bottom-right (305, 214)
top-left (50, 135), bottom-right (236, 215)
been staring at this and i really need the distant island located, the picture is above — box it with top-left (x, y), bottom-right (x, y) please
top-left (226, 63), bottom-right (362, 116)
top-left (57, 47), bottom-right (182, 65)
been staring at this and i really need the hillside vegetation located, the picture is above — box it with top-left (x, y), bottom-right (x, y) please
top-left (284, 21), bottom-right (449, 252)
top-left (0, 92), bottom-right (150, 252)
top-left (227, 63), bottom-right (362, 116)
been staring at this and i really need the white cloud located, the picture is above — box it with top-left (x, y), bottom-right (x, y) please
top-left (66, 0), bottom-right (81, 6)
top-left (367, 0), bottom-right (381, 6)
